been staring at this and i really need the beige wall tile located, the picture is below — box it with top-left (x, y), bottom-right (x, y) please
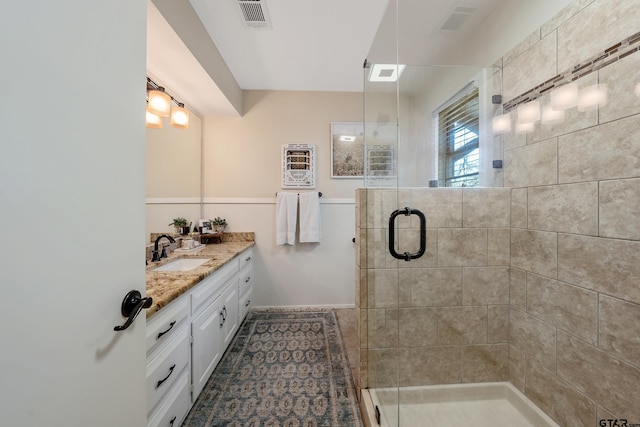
top-left (411, 188), bottom-right (462, 228)
top-left (462, 344), bottom-right (508, 383)
top-left (557, 0), bottom-right (640, 73)
top-left (406, 268), bottom-right (462, 307)
top-left (357, 266), bottom-right (367, 308)
top-left (503, 31), bottom-right (557, 101)
top-left (597, 406), bottom-right (617, 424)
top-left (558, 234), bottom-right (640, 305)
top-left (558, 115), bottom-right (640, 183)
top-left (367, 269), bottom-right (398, 308)
top-left (503, 126), bottom-right (527, 152)
top-left (366, 308), bottom-right (398, 349)
top-left (599, 52), bottom-right (640, 124)
top-left (488, 305), bottom-right (509, 343)
top-left (511, 188), bottom-right (527, 229)
top-left (509, 345), bottom-right (525, 392)
top-left (397, 228), bottom-right (438, 268)
top-left (462, 267), bottom-right (510, 305)
top-left (511, 229), bottom-right (558, 279)
top-left (510, 268), bottom-right (527, 310)
top-left (510, 308), bottom-right (556, 371)
top-left (438, 306), bottom-right (488, 345)
top-left (599, 178), bottom-right (640, 240)
top-left (504, 139), bottom-right (558, 188)
top-left (557, 331), bottom-right (640, 421)
top-left (540, 0), bottom-right (596, 37)
top-left (488, 228), bottom-right (510, 266)
top-left (526, 273), bottom-right (598, 344)
top-left (525, 358), bottom-right (597, 427)
top-left (599, 295), bottom-right (640, 368)
top-left (359, 308), bottom-right (367, 349)
top-left (398, 307), bottom-right (438, 348)
top-left (398, 346), bottom-right (461, 386)
top-left (462, 188), bottom-right (511, 228)
top-left (503, 28), bottom-right (541, 66)
top-left (368, 348), bottom-right (399, 388)
top-left (438, 229), bottom-right (488, 267)
top-left (528, 182), bottom-right (598, 235)
top-left (366, 227), bottom-right (399, 269)
top-left (366, 189), bottom-right (411, 229)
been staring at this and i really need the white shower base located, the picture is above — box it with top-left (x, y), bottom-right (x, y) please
top-left (361, 382), bottom-right (559, 427)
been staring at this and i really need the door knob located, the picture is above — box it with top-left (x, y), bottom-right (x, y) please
top-left (114, 290), bottom-right (152, 331)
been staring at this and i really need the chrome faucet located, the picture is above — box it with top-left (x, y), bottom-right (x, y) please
top-left (152, 234), bottom-right (176, 262)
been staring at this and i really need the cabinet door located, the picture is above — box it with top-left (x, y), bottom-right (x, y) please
top-left (191, 295), bottom-right (224, 400)
top-left (221, 279), bottom-right (239, 349)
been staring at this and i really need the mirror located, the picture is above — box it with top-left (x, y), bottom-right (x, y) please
top-left (145, 108), bottom-right (202, 239)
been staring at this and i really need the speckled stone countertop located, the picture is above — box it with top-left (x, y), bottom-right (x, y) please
top-left (145, 240), bottom-right (254, 318)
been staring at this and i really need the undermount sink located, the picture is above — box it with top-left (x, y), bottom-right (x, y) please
top-left (152, 258), bottom-right (211, 272)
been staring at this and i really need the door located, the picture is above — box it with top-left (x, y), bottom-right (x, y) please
top-left (0, 1), bottom-right (148, 426)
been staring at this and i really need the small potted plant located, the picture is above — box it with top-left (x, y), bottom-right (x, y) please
top-left (211, 217), bottom-right (227, 234)
top-left (169, 217), bottom-right (189, 235)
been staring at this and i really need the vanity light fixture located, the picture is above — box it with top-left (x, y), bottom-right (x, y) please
top-left (541, 105), bottom-right (565, 125)
top-left (170, 103), bottom-right (190, 129)
top-left (146, 77), bottom-right (190, 129)
top-left (145, 109), bottom-right (163, 128)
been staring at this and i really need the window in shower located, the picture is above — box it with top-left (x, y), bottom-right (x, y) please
top-left (436, 85), bottom-right (479, 187)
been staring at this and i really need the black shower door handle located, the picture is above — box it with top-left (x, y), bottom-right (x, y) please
top-left (388, 207), bottom-right (426, 261)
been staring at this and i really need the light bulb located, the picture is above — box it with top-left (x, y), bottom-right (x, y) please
top-left (148, 89), bottom-right (171, 117)
top-left (145, 109), bottom-right (162, 128)
top-left (492, 113), bottom-right (511, 134)
top-left (170, 105), bottom-right (190, 129)
top-left (550, 83), bottom-right (578, 110)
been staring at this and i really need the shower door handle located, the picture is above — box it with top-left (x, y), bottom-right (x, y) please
top-left (388, 207), bottom-right (426, 261)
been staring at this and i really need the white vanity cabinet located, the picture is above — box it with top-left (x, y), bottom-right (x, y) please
top-left (190, 260), bottom-right (238, 401)
top-left (146, 296), bottom-right (191, 427)
top-left (146, 244), bottom-right (255, 427)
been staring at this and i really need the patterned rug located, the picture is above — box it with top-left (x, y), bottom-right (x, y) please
top-left (183, 309), bottom-right (362, 427)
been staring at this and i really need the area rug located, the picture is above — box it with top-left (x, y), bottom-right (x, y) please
top-left (183, 309), bottom-right (362, 427)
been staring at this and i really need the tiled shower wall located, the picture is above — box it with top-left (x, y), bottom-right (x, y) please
top-left (356, 1), bottom-right (640, 425)
top-left (500, 0), bottom-right (640, 424)
top-left (355, 187), bottom-right (512, 391)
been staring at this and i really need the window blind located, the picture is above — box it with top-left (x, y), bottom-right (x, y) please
top-left (436, 86), bottom-right (479, 187)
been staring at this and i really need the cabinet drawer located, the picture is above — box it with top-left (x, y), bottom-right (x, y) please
top-left (147, 324), bottom-right (190, 415)
top-left (147, 370), bottom-right (190, 427)
top-left (239, 286), bottom-right (253, 323)
top-left (146, 297), bottom-right (189, 354)
top-left (191, 261), bottom-right (237, 317)
top-left (239, 248), bottom-right (253, 271)
top-left (238, 265), bottom-right (253, 298)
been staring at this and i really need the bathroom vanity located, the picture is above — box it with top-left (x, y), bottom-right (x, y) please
top-left (144, 241), bottom-right (254, 427)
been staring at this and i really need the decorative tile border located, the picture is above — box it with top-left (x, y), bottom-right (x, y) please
top-left (503, 30), bottom-right (640, 112)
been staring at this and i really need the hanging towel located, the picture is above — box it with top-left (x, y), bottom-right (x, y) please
top-left (299, 192), bottom-right (321, 243)
top-left (276, 192), bottom-right (298, 245)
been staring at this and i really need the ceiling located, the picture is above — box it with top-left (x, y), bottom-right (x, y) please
top-left (147, 0), bottom-right (573, 116)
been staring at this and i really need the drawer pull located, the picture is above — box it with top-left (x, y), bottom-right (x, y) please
top-left (219, 311), bottom-right (224, 327)
top-left (245, 299), bottom-right (251, 307)
top-left (245, 256), bottom-right (251, 262)
top-left (169, 416), bottom-right (176, 426)
top-left (245, 276), bottom-right (251, 283)
top-left (157, 321), bottom-right (176, 340)
top-left (156, 364), bottom-right (175, 388)
top-left (222, 306), bottom-right (227, 321)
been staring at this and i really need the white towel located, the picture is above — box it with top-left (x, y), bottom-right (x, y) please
top-left (299, 192), bottom-right (321, 243)
top-left (276, 192), bottom-right (298, 245)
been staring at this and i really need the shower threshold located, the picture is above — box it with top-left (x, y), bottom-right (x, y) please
top-left (361, 382), bottom-right (559, 427)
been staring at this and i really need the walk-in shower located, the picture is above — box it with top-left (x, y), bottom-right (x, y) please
top-left (355, 0), bottom-right (640, 425)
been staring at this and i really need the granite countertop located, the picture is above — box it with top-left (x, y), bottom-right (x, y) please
top-left (145, 240), bottom-right (254, 317)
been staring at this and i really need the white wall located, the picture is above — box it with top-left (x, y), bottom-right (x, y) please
top-left (203, 90), bottom-right (363, 307)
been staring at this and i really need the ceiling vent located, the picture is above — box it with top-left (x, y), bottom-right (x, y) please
top-left (440, 5), bottom-right (476, 31)
top-left (237, 0), bottom-right (272, 30)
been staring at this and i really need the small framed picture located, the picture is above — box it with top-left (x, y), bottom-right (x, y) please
top-left (330, 122), bottom-right (364, 178)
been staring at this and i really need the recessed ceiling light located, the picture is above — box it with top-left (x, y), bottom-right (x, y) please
top-left (368, 64), bottom-right (406, 82)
